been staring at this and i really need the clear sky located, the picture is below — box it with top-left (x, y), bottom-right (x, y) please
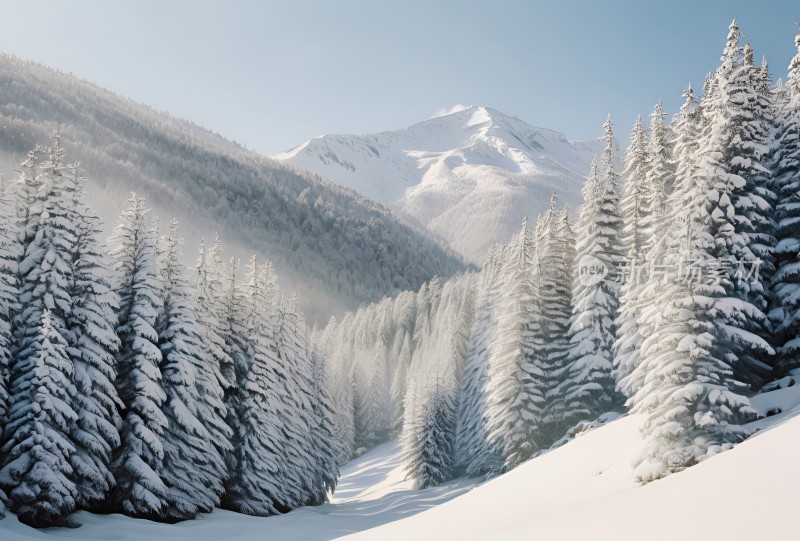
top-left (0, 0), bottom-right (797, 154)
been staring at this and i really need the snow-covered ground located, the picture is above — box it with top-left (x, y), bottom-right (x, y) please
top-left (3, 385), bottom-right (799, 541)
top-left (0, 440), bottom-right (475, 541)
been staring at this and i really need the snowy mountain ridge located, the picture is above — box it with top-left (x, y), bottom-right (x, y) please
top-left (0, 54), bottom-right (466, 322)
top-left (273, 105), bottom-right (607, 263)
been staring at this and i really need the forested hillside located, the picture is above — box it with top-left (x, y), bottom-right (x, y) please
top-left (0, 54), bottom-right (466, 322)
top-left (0, 141), bottom-right (339, 527)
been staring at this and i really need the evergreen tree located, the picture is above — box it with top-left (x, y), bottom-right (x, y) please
top-left (455, 244), bottom-right (505, 476)
top-left (219, 256), bottom-right (251, 478)
top-left (222, 257), bottom-right (285, 516)
top-left (0, 180), bottom-right (19, 513)
top-left (389, 291), bottom-right (417, 433)
top-left (701, 19), bottom-right (774, 386)
top-left (13, 137), bottom-right (75, 372)
top-left (770, 28), bottom-right (800, 375)
top-left (63, 163), bottom-right (122, 509)
top-left (619, 85), bottom-right (701, 398)
top-left (156, 219), bottom-right (229, 520)
top-left (328, 313), bottom-right (357, 464)
top-left (354, 301), bottom-right (391, 450)
top-left (643, 100), bottom-right (674, 236)
top-left (562, 117), bottom-right (624, 427)
top-left (0, 311), bottom-right (79, 528)
top-left (108, 194), bottom-right (168, 517)
top-left (307, 335), bottom-right (340, 504)
top-left (629, 21), bottom-right (771, 481)
top-left (193, 234), bottom-right (235, 392)
top-left (273, 293), bottom-right (319, 507)
top-left (537, 199), bottom-right (577, 441)
top-left (483, 220), bottom-right (542, 470)
top-left (402, 375), bottom-right (458, 489)
top-left (618, 116), bottom-right (650, 258)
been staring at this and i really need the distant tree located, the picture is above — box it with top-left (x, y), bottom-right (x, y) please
top-left (402, 375), bottom-right (458, 489)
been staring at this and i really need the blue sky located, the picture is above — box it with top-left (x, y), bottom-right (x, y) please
top-left (0, 0), bottom-right (797, 153)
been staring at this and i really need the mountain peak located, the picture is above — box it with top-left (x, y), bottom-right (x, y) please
top-left (272, 108), bottom-right (603, 264)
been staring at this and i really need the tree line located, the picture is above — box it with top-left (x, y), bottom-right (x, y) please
top-left (320, 20), bottom-right (800, 488)
top-left (0, 137), bottom-right (339, 528)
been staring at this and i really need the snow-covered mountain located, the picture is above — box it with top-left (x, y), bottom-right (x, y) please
top-left (273, 106), bottom-right (605, 263)
top-left (0, 54), bottom-right (466, 322)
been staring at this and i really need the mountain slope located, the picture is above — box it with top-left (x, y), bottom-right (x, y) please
top-left (0, 54), bottom-right (466, 322)
top-left (273, 106), bottom-right (605, 263)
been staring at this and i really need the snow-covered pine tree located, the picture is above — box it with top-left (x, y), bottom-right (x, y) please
top-left (643, 100), bottom-right (674, 235)
top-left (618, 116), bottom-right (650, 258)
top-left (354, 300), bottom-right (392, 451)
top-left (0, 310), bottom-right (79, 528)
top-left (562, 117), bottom-right (624, 428)
top-left (389, 290), bottom-right (417, 432)
top-left (62, 163), bottom-right (122, 510)
top-left (770, 28), bottom-right (800, 375)
top-left (273, 292), bottom-right (321, 508)
top-left (400, 272), bottom-right (475, 487)
top-left (108, 194), bottom-right (169, 518)
top-left (218, 255), bottom-right (253, 480)
top-left (614, 102), bottom-right (674, 397)
top-left (402, 373), bottom-right (458, 489)
top-left (536, 198), bottom-right (577, 442)
top-left (0, 180), bottom-right (19, 475)
top-left (700, 20), bottom-right (775, 386)
top-left (328, 312), bottom-right (357, 464)
top-left (222, 256), bottom-right (286, 516)
top-left (12, 137), bottom-right (76, 375)
top-left (483, 219), bottom-right (542, 470)
top-left (619, 85), bottom-right (701, 398)
top-left (629, 22), bottom-right (772, 481)
top-left (7, 140), bottom-right (114, 519)
top-left (455, 244), bottom-right (506, 476)
top-left (444, 273), bottom-right (478, 389)
top-left (155, 219), bottom-right (229, 520)
top-left (193, 234), bottom-right (235, 392)
top-left (306, 332), bottom-right (340, 505)
top-left (0, 145), bottom-right (46, 520)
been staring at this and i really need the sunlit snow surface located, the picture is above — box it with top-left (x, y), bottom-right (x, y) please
top-left (3, 384), bottom-right (799, 540)
top-left (0, 440), bottom-right (475, 540)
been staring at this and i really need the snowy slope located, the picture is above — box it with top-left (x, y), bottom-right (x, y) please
top-left (273, 106), bottom-right (605, 263)
top-left (0, 441), bottom-right (476, 541)
top-left (344, 413), bottom-right (800, 541)
top-left (4, 388), bottom-right (799, 540)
